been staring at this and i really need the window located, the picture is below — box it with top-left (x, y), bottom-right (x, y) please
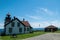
top-left (17, 22), bottom-right (20, 27)
top-left (27, 28), bottom-right (29, 31)
top-left (11, 22), bottom-right (15, 27)
top-left (19, 28), bottom-right (22, 32)
top-left (24, 27), bottom-right (26, 31)
top-left (9, 28), bottom-right (12, 33)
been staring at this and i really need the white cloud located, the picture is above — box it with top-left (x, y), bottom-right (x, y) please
top-left (51, 20), bottom-right (60, 27)
top-left (30, 20), bottom-right (60, 28)
top-left (29, 16), bottom-right (40, 20)
top-left (27, 15), bottom-right (42, 20)
top-left (0, 23), bottom-right (4, 29)
top-left (40, 8), bottom-right (54, 15)
top-left (30, 22), bottom-right (40, 28)
top-left (30, 22), bottom-right (51, 28)
top-left (0, 24), bottom-right (4, 27)
top-left (36, 8), bottom-right (55, 16)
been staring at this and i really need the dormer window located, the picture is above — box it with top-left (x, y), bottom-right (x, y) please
top-left (17, 22), bottom-right (20, 27)
top-left (11, 22), bottom-right (15, 27)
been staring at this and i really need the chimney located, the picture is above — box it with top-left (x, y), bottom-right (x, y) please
top-left (23, 18), bottom-right (25, 21)
top-left (14, 16), bottom-right (16, 19)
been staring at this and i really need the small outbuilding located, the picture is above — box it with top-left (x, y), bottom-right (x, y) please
top-left (45, 25), bottom-right (58, 32)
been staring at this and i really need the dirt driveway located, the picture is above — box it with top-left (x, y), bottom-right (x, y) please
top-left (23, 33), bottom-right (60, 40)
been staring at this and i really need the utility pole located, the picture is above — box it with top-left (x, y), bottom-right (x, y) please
top-left (39, 24), bottom-right (40, 27)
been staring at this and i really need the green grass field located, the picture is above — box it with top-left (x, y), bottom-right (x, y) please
top-left (54, 30), bottom-right (60, 33)
top-left (0, 31), bottom-right (46, 40)
top-left (1, 30), bottom-right (60, 40)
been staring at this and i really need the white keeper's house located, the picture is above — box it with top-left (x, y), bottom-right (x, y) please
top-left (4, 13), bottom-right (32, 35)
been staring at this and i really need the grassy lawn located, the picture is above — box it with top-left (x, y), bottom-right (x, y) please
top-left (54, 30), bottom-right (60, 33)
top-left (1, 30), bottom-right (60, 40)
top-left (0, 31), bottom-right (46, 40)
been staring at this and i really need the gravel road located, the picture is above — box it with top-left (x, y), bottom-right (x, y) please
top-left (23, 33), bottom-right (60, 40)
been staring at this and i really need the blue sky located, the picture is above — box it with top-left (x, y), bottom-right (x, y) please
top-left (0, 0), bottom-right (60, 29)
